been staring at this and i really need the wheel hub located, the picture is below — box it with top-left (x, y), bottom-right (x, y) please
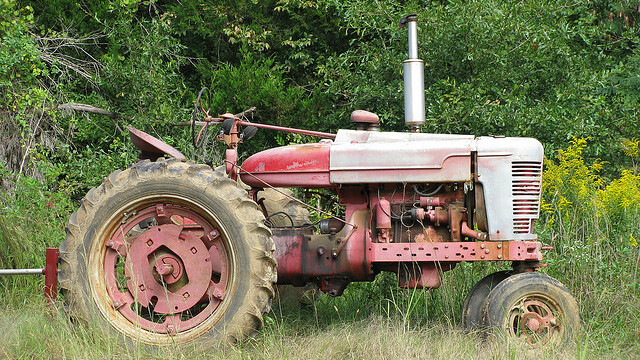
top-left (153, 254), bottom-right (183, 284)
top-left (513, 299), bottom-right (559, 345)
top-left (102, 203), bottom-right (231, 335)
top-left (124, 224), bottom-right (212, 314)
top-left (522, 312), bottom-right (542, 332)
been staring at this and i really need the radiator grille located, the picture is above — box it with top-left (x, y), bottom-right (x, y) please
top-left (512, 161), bottom-right (542, 234)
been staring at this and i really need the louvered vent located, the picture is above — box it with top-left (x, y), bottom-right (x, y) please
top-left (512, 161), bottom-right (542, 234)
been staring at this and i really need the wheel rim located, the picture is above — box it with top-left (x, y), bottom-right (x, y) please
top-left (507, 295), bottom-right (563, 346)
top-left (90, 195), bottom-right (234, 343)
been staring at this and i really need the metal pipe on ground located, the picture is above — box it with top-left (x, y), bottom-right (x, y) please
top-left (0, 248), bottom-right (59, 303)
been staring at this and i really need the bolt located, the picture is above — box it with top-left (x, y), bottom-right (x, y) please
top-left (445, 255), bottom-right (449, 259)
top-left (550, 318), bottom-right (557, 326)
top-left (146, 239), bottom-right (153, 247)
top-left (167, 324), bottom-right (176, 335)
top-left (190, 247), bottom-right (197, 254)
top-left (107, 241), bottom-right (114, 247)
top-left (317, 247), bottom-right (325, 256)
top-left (210, 229), bottom-right (219, 238)
top-left (497, 254), bottom-right (502, 259)
top-left (481, 255), bottom-right (485, 259)
top-left (183, 292), bottom-right (190, 299)
top-left (139, 284), bottom-right (146, 291)
top-left (480, 243), bottom-right (485, 249)
top-left (497, 244), bottom-right (502, 249)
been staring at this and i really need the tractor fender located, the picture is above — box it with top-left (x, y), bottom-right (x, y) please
top-left (127, 126), bottom-right (186, 161)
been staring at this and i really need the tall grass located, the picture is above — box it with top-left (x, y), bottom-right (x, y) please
top-left (536, 138), bottom-right (640, 352)
top-left (1, 139), bottom-right (640, 358)
top-left (0, 164), bottom-right (72, 304)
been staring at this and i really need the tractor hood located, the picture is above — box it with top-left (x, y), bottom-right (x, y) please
top-left (329, 130), bottom-right (474, 183)
top-left (240, 129), bottom-right (542, 188)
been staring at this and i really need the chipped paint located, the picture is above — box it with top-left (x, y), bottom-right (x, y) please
top-left (286, 160), bottom-right (319, 170)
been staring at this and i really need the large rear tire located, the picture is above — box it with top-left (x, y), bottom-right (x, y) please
top-left (59, 158), bottom-right (276, 345)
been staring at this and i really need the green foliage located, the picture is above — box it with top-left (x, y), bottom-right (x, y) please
top-left (1, 1), bottom-right (640, 353)
top-left (537, 139), bottom-right (640, 350)
top-left (0, 163), bottom-right (73, 300)
top-left (0, 6), bottom-right (41, 91)
top-left (3, 0), bottom-right (639, 175)
top-left (541, 137), bottom-right (640, 251)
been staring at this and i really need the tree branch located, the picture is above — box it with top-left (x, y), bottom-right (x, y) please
top-left (58, 103), bottom-right (123, 132)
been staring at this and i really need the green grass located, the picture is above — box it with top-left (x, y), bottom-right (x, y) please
top-left (1, 256), bottom-right (639, 359)
top-left (2, 143), bottom-right (640, 359)
top-left (1, 280), bottom-right (638, 360)
top-left (1, 251), bottom-right (639, 359)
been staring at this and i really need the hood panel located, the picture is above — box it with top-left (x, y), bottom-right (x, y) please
top-left (330, 130), bottom-right (473, 184)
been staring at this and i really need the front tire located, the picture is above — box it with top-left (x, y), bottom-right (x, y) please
top-left (461, 270), bottom-right (512, 330)
top-left (481, 272), bottom-right (580, 346)
top-left (59, 158), bottom-right (276, 345)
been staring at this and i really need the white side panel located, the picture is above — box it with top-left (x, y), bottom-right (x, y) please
top-left (330, 130), bottom-right (474, 184)
top-left (476, 137), bottom-right (543, 241)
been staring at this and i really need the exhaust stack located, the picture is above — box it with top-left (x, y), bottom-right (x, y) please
top-left (400, 15), bottom-right (425, 132)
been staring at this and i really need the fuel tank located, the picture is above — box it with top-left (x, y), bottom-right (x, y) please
top-left (239, 141), bottom-right (332, 188)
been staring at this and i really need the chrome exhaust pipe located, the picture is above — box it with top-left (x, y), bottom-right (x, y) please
top-left (400, 15), bottom-right (425, 132)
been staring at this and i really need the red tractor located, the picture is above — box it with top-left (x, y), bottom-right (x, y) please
top-left (58, 15), bottom-right (579, 346)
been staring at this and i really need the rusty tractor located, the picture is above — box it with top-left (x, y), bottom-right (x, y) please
top-left (57, 15), bottom-right (579, 346)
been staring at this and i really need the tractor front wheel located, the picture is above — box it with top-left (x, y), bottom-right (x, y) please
top-left (461, 270), bottom-right (512, 330)
top-left (481, 272), bottom-right (580, 346)
top-left (59, 158), bottom-right (276, 345)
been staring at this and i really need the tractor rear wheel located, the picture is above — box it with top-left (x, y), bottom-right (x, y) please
top-left (59, 158), bottom-right (276, 345)
top-left (481, 272), bottom-right (580, 346)
top-left (461, 270), bottom-right (512, 330)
